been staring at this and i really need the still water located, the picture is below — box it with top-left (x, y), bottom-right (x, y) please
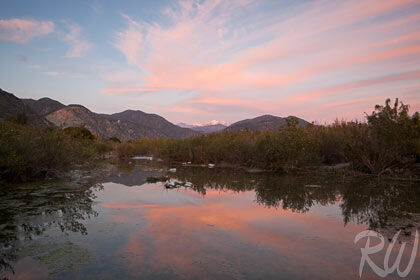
top-left (1, 161), bottom-right (420, 279)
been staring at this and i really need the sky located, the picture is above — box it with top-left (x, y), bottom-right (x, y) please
top-left (0, 0), bottom-right (419, 125)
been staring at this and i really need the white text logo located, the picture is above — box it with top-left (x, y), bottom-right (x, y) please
top-left (354, 230), bottom-right (418, 278)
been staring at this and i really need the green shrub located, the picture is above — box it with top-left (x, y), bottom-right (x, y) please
top-left (0, 122), bottom-right (105, 182)
top-left (108, 137), bottom-right (121, 143)
top-left (345, 99), bottom-right (420, 174)
top-left (115, 141), bottom-right (136, 159)
top-left (3, 98), bottom-right (417, 180)
top-left (63, 126), bottom-right (95, 140)
top-left (5, 112), bottom-right (28, 125)
top-left (111, 98), bottom-right (419, 175)
top-left (114, 137), bottom-right (154, 159)
top-left (315, 121), bottom-right (349, 164)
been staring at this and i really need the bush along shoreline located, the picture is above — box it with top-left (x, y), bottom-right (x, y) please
top-left (0, 119), bottom-right (115, 183)
top-left (1, 99), bottom-right (419, 183)
top-left (114, 99), bottom-right (420, 177)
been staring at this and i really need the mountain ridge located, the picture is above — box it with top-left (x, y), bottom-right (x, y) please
top-left (1, 89), bottom-right (200, 139)
top-left (44, 105), bottom-right (152, 140)
top-left (225, 114), bottom-right (309, 131)
top-left (101, 110), bottom-right (201, 138)
top-left (0, 89), bottom-right (52, 126)
top-left (1, 88), bottom-right (311, 139)
top-left (23, 97), bottom-right (65, 116)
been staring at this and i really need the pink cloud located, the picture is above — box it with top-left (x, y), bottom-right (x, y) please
top-left (285, 69), bottom-right (420, 104)
top-left (109, 0), bottom-right (420, 123)
top-left (114, 1), bottom-right (419, 91)
top-left (62, 22), bottom-right (94, 57)
top-left (103, 87), bottom-right (162, 94)
top-left (0, 18), bottom-right (54, 43)
top-left (114, 14), bottom-right (144, 65)
top-left (323, 96), bottom-right (384, 109)
top-left (102, 203), bottom-right (162, 209)
top-left (172, 70), bottom-right (420, 121)
top-left (108, 190), bottom-right (372, 279)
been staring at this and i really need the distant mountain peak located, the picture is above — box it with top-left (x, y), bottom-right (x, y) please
top-left (206, 120), bottom-right (229, 126)
top-left (23, 96), bottom-right (65, 117)
top-left (67, 104), bottom-right (89, 109)
top-left (177, 121), bottom-right (228, 134)
top-left (100, 110), bottom-right (201, 138)
top-left (179, 120), bottom-right (229, 127)
top-left (0, 89), bottom-right (52, 126)
top-left (226, 114), bottom-right (309, 131)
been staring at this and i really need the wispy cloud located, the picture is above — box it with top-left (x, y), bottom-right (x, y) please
top-left (0, 18), bottom-right (54, 43)
top-left (284, 70), bottom-right (420, 104)
top-left (27, 65), bottom-right (40, 69)
top-left (90, 1), bottom-right (103, 15)
top-left (44, 71), bottom-right (84, 79)
top-left (110, 0), bottom-right (420, 122)
top-left (114, 14), bottom-right (144, 65)
top-left (62, 22), bottom-right (94, 58)
top-left (103, 87), bottom-right (162, 94)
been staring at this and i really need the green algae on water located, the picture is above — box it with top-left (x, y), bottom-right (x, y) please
top-left (21, 241), bottom-right (94, 275)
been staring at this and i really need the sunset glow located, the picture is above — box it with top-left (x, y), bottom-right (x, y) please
top-left (1, 0), bottom-right (419, 123)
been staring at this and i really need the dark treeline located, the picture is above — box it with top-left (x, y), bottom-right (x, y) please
top-left (117, 99), bottom-right (420, 175)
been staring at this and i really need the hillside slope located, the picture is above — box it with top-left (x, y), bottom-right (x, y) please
top-left (226, 115), bottom-right (309, 131)
top-left (102, 110), bottom-right (201, 138)
top-left (0, 89), bottom-right (52, 126)
top-left (45, 105), bottom-right (167, 139)
top-left (23, 97), bottom-right (65, 116)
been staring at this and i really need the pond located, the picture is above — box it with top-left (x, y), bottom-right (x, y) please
top-left (1, 161), bottom-right (420, 279)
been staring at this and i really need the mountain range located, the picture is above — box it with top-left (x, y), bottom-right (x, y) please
top-left (0, 88), bottom-right (310, 139)
top-left (101, 110), bottom-right (198, 138)
top-left (1, 88), bottom-right (199, 139)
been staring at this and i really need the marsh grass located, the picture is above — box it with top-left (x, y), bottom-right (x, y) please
top-left (114, 99), bottom-right (420, 175)
top-left (0, 122), bottom-right (114, 182)
top-left (1, 99), bottom-right (419, 182)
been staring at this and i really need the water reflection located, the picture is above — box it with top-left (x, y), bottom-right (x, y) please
top-left (103, 166), bottom-right (163, 187)
top-left (170, 166), bottom-right (420, 237)
top-left (1, 162), bottom-right (419, 279)
top-left (340, 181), bottom-right (420, 237)
top-left (0, 179), bottom-right (102, 276)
